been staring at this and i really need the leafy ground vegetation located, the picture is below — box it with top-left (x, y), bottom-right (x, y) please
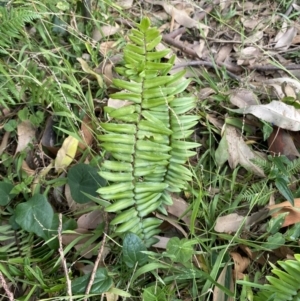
top-left (2, 0), bottom-right (300, 300)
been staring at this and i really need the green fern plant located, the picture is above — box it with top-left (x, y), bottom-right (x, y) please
top-left (253, 254), bottom-right (300, 301)
top-left (97, 17), bottom-right (199, 244)
top-left (0, 6), bottom-right (40, 52)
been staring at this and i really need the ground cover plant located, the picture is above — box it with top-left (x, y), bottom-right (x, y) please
top-left (2, 0), bottom-right (300, 300)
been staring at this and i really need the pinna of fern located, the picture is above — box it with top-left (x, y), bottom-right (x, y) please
top-left (97, 17), bottom-right (199, 244)
top-left (253, 254), bottom-right (300, 301)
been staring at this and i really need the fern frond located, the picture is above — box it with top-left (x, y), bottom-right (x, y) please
top-left (0, 7), bottom-right (40, 51)
top-left (254, 254), bottom-right (300, 301)
top-left (241, 180), bottom-right (271, 206)
top-left (98, 18), bottom-right (199, 243)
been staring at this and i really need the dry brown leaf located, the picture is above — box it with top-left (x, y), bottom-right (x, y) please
top-left (65, 184), bottom-right (93, 213)
top-left (21, 160), bottom-right (35, 176)
top-left (107, 97), bottom-right (133, 109)
top-left (15, 120), bottom-right (36, 154)
top-left (236, 46), bottom-right (261, 66)
top-left (275, 27), bottom-right (297, 50)
top-left (230, 88), bottom-right (259, 108)
top-left (268, 127), bottom-right (300, 160)
top-left (241, 17), bottom-right (266, 30)
top-left (77, 210), bottom-right (105, 230)
top-left (61, 228), bottom-right (90, 245)
top-left (268, 199), bottom-right (300, 227)
top-left (77, 58), bottom-right (103, 87)
top-left (166, 194), bottom-right (191, 225)
top-left (0, 131), bottom-right (10, 156)
top-left (214, 213), bottom-right (248, 233)
top-left (152, 236), bottom-right (169, 249)
top-left (146, 0), bottom-right (209, 29)
top-left (116, 0), bottom-right (133, 9)
top-left (77, 115), bottom-right (93, 155)
top-left (224, 125), bottom-right (265, 177)
top-left (230, 252), bottom-right (250, 280)
top-left (92, 25), bottom-right (119, 42)
top-left (215, 45), bottom-right (233, 64)
top-left (99, 41), bottom-right (118, 56)
top-left (213, 263), bottom-right (234, 301)
top-left (244, 31), bottom-right (263, 44)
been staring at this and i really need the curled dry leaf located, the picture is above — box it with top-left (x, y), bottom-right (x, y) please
top-left (230, 88), bottom-right (259, 108)
top-left (21, 160), bottom-right (35, 176)
top-left (232, 100), bottom-right (300, 131)
top-left (216, 125), bottom-right (265, 177)
top-left (116, 0), bottom-right (134, 9)
top-left (275, 27), bottom-right (297, 50)
top-left (55, 136), bottom-right (79, 173)
top-left (213, 263), bottom-right (234, 301)
top-left (77, 58), bottom-right (103, 88)
top-left (92, 25), bottom-right (120, 42)
top-left (214, 213), bottom-right (248, 233)
top-left (77, 210), bottom-right (105, 230)
top-left (268, 199), bottom-right (300, 227)
top-left (0, 131), bottom-right (10, 156)
top-left (77, 115), bottom-right (93, 155)
top-left (145, 0), bottom-right (209, 29)
top-left (65, 184), bottom-right (93, 213)
top-left (41, 116), bottom-right (59, 155)
top-left (268, 127), bottom-right (300, 160)
top-left (244, 30), bottom-right (263, 44)
top-left (166, 193), bottom-right (191, 225)
top-left (230, 252), bottom-right (250, 280)
top-left (15, 120), bottom-right (36, 154)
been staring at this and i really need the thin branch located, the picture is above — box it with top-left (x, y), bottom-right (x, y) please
top-left (84, 211), bottom-right (109, 301)
top-left (58, 213), bottom-right (73, 301)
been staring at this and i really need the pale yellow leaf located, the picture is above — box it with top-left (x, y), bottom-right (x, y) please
top-left (55, 136), bottom-right (79, 173)
top-left (77, 58), bottom-right (103, 87)
top-left (15, 120), bottom-right (36, 154)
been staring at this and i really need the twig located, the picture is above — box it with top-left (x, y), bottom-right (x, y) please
top-left (84, 211), bottom-right (109, 301)
top-left (58, 213), bottom-right (73, 301)
top-left (249, 64), bottom-right (300, 71)
top-left (0, 272), bottom-right (14, 301)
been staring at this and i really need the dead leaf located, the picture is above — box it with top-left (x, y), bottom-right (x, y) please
top-left (41, 116), bottom-right (59, 155)
top-left (15, 121), bottom-right (36, 154)
top-left (244, 31), bottom-right (263, 44)
top-left (219, 125), bottom-right (265, 177)
top-left (268, 127), bottom-right (300, 160)
top-left (230, 88), bottom-right (260, 108)
top-left (77, 115), bottom-right (93, 155)
top-left (92, 25), bottom-right (119, 42)
top-left (77, 58), bottom-right (103, 88)
top-left (107, 97), bottom-right (133, 109)
top-left (275, 27), bottom-right (297, 50)
top-left (21, 160), bottom-right (35, 176)
top-left (0, 131), bottom-right (10, 155)
top-left (230, 252), bottom-right (250, 280)
top-left (213, 263), bottom-right (234, 301)
top-left (268, 199), bottom-right (300, 227)
top-left (77, 210), bottom-right (105, 230)
top-left (152, 236), bottom-right (170, 249)
top-left (146, 0), bottom-right (209, 29)
top-left (166, 194), bottom-right (191, 225)
top-left (215, 45), bottom-right (233, 64)
top-left (55, 136), bottom-right (79, 173)
top-left (65, 184), bottom-right (93, 212)
top-left (232, 101), bottom-right (300, 131)
top-left (116, 0), bottom-right (133, 9)
top-left (214, 213), bottom-right (249, 233)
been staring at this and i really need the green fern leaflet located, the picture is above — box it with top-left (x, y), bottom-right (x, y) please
top-left (98, 18), bottom-right (199, 244)
top-left (254, 254), bottom-right (300, 301)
